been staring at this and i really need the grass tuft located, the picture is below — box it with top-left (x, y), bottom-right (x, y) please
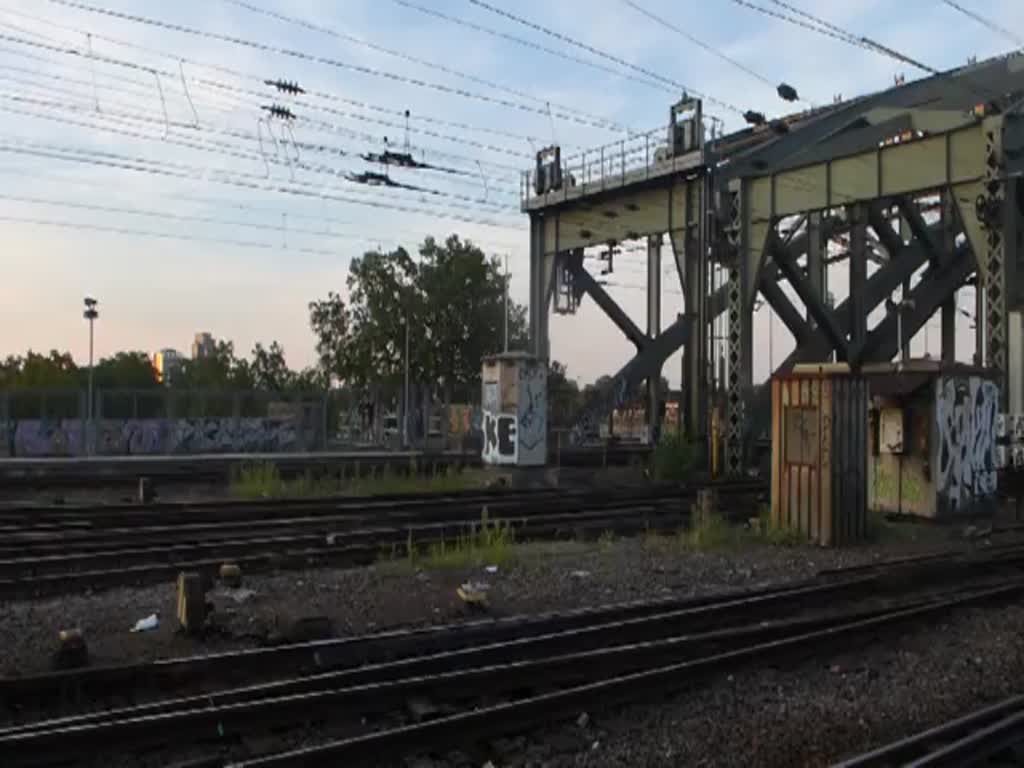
top-left (650, 432), bottom-right (697, 483)
top-left (411, 508), bottom-right (518, 570)
top-left (230, 461), bottom-right (486, 500)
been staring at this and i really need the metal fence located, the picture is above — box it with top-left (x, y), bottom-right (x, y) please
top-left (0, 389), bottom-right (328, 457)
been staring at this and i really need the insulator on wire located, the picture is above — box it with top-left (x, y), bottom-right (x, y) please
top-left (744, 110), bottom-right (767, 126)
top-left (777, 83), bottom-right (799, 102)
top-left (264, 79), bottom-right (306, 95)
top-left (261, 104), bottom-right (296, 121)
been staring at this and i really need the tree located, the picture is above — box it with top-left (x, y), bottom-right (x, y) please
top-left (173, 341), bottom-right (253, 390)
top-left (250, 341), bottom-right (294, 392)
top-left (309, 234), bottom-right (528, 409)
top-left (547, 360), bottom-right (581, 428)
top-left (92, 352), bottom-right (160, 389)
top-left (308, 291), bottom-right (351, 387)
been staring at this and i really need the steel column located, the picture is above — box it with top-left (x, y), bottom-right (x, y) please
top-left (941, 190), bottom-right (957, 363)
top-left (723, 183), bottom-right (752, 474)
top-left (646, 234), bottom-right (663, 438)
top-left (806, 212), bottom-right (825, 325)
top-left (982, 119), bottom-right (1009, 391)
top-left (528, 213), bottom-right (555, 360)
top-left (674, 179), bottom-right (707, 441)
top-left (899, 209), bottom-right (912, 361)
top-left (848, 203), bottom-right (868, 363)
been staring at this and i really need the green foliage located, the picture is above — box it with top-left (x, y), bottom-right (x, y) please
top-left (413, 510), bottom-right (517, 570)
top-left (307, 235), bottom-right (528, 405)
top-left (597, 529), bottom-right (617, 551)
top-left (754, 508), bottom-right (806, 547)
top-left (230, 461), bottom-right (486, 500)
top-left (682, 510), bottom-right (741, 551)
top-left (651, 432), bottom-right (696, 482)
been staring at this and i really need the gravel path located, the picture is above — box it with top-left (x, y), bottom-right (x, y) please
top-left (1, 523), bottom-right (958, 678)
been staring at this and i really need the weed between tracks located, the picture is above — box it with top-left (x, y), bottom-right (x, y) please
top-left (382, 509), bottom-right (518, 571)
top-left (231, 461), bottom-right (485, 499)
top-left (639, 505), bottom-right (805, 554)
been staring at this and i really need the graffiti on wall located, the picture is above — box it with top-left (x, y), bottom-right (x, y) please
top-left (517, 361), bottom-right (547, 465)
top-left (9, 418), bottom-right (302, 457)
top-left (934, 376), bottom-right (999, 513)
top-left (482, 411), bottom-right (517, 464)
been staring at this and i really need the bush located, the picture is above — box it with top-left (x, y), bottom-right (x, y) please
top-left (651, 432), bottom-right (696, 483)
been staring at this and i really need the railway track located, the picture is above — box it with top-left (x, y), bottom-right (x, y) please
top-left (0, 481), bottom-right (766, 598)
top-left (3, 549), bottom-right (1024, 767)
top-left (834, 694), bottom-right (1024, 767)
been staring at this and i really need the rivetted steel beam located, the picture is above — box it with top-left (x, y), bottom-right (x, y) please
top-left (857, 246), bottom-right (975, 364)
top-left (758, 273), bottom-right (814, 347)
top-left (569, 260), bottom-right (648, 349)
top-left (768, 231), bottom-right (849, 358)
top-left (897, 196), bottom-right (939, 262)
top-left (848, 204), bottom-right (869, 361)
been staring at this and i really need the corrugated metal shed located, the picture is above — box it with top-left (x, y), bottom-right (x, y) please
top-left (771, 364), bottom-right (868, 546)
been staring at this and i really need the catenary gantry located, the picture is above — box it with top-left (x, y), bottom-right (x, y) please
top-left (523, 53), bottom-right (1024, 473)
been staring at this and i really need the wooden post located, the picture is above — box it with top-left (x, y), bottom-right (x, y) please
top-left (176, 572), bottom-right (207, 634)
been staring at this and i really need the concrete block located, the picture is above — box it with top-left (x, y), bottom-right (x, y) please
top-left (176, 571), bottom-right (207, 634)
top-left (219, 563), bottom-right (242, 588)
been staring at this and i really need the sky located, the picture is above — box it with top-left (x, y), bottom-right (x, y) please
top-left (0, 0), bottom-right (1021, 386)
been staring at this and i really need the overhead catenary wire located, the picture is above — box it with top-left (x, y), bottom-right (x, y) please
top-left (0, 31), bottom-right (532, 176)
top-left (0, 191), bottom-right (513, 251)
top-left (0, 5), bottom-right (573, 150)
top-left (465, 0), bottom-right (747, 116)
top-left (939, 0), bottom-right (1024, 47)
top-left (0, 213), bottom-right (361, 257)
top-left (41, 0), bottom-right (631, 132)
top-left (0, 91), bottom-right (520, 213)
top-left (221, 0), bottom-right (628, 135)
top-left (0, 137), bottom-right (526, 228)
top-left (620, 0), bottom-right (779, 91)
top-left (390, 0), bottom-right (673, 98)
top-left (729, 0), bottom-right (939, 74)
top-left (0, 165), bottom-right (525, 251)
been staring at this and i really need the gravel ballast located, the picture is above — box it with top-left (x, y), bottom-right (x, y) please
top-left (1, 524), bottom-right (958, 677)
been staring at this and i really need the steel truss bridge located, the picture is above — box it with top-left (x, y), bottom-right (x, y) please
top-left (523, 53), bottom-right (1024, 473)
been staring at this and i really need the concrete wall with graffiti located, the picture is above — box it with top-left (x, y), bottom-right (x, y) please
top-left (933, 375), bottom-right (999, 515)
top-left (2, 417), bottom-right (312, 457)
top-left (481, 354), bottom-right (547, 467)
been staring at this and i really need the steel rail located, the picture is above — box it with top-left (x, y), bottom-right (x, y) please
top-left (5, 578), bottom-right (1019, 767)
top-left (226, 581), bottom-right (1024, 768)
top-left (832, 694), bottom-right (1024, 767)
top-left (0, 574), bottom-right (854, 706)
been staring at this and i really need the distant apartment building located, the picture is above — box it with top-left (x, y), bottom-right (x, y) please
top-left (153, 349), bottom-right (183, 385)
top-left (191, 332), bottom-right (216, 360)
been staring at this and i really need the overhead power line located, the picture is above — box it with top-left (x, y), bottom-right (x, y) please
top-left (729, 0), bottom-right (939, 74)
top-left (620, 0), bottom-right (775, 89)
top-left (222, 0), bottom-right (626, 134)
top-left (0, 5), bottom-right (569, 150)
top-left (0, 166), bottom-right (525, 251)
top-left (0, 138), bottom-right (524, 228)
top-left (0, 192), bottom-right (482, 250)
top-left (391, 0), bottom-right (672, 96)
top-left (940, 0), bottom-right (1024, 47)
top-left (0, 31), bottom-right (529, 177)
top-left (41, 0), bottom-right (629, 132)
top-left (0, 213), bottom-right (350, 256)
top-left (464, 0), bottom-right (746, 115)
